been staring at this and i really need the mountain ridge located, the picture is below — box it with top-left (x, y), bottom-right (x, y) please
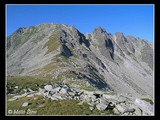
top-left (7, 23), bottom-right (154, 100)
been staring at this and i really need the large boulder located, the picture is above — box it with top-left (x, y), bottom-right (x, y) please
top-left (59, 87), bottom-right (72, 95)
top-left (113, 108), bottom-right (120, 115)
top-left (59, 88), bottom-right (68, 94)
top-left (44, 85), bottom-right (53, 91)
top-left (123, 108), bottom-right (135, 115)
top-left (134, 107), bottom-right (143, 116)
top-left (134, 98), bottom-right (154, 116)
top-left (88, 94), bottom-right (97, 100)
top-left (81, 94), bottom-right (91, 102)
top-left (68, 91), bottom-right (76, 96)
top-left (96, 100), bottom-right (110, 111)
top-left (51, 86), bottom-right (61, 93)
top-left (115, 104), bottom-right (125, 113)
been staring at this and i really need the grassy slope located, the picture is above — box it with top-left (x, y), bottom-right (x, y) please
top-left (7, 96), bottom-right (114, 115)
top-left (43, 32), bottom-right (60, 55)
top-left (7, 76), bottom-right (51, 92)
top-left (6, 76), bottom-right (114, 115)
top-left (141, 98), bottom-right (154, 105)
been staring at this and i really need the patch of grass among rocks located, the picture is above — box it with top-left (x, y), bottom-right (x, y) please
top-left (7, 95), bottom-right (114, 115)
top-left (7, 76), bottom-right (51, 93)
top-left (141, 98), bottom-right (154, 105)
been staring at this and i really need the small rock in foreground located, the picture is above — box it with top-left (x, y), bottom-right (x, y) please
top-left (22, 102), bottom-right (29, 107)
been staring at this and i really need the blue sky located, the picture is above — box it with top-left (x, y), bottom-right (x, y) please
top-left (6, 4), bottom-right (154, 42)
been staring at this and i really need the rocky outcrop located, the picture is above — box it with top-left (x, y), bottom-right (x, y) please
top-left (7, 83), bottom-right (154, 116)
top-left (92, 27), bottom-right (114, 61)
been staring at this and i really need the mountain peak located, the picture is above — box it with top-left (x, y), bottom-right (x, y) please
top-left (93, 26), bottom-right (107, 34)
top-left (114, 32), bottom-right (124, 37)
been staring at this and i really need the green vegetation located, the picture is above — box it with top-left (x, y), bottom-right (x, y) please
top-left (78, 83), bottom-right (95, 91)
top-left (43, 32), bottom-right (60, 55)
top-left (31, 55), bottom-right (70, 73)
top-left (23, 27), bottom-right (37, 41)
top-left (30, 63), bottom-right (59, 74)
top-left (7, 76), bottom-right (51, 92)
top-left (67, 79), bottom-right (95, 91)
top-left (40, 63), bottom-right (58, 72)
top-left (141, 98), bottom-right (154, 105)
top-left (51, 74), bottom-right (65, 84)
top-left (57, 55), bottom-right (70, 63)
top-left (7, 96), bottom-right (114, 115)
top-left (50, 70), bottom-right (77, 84)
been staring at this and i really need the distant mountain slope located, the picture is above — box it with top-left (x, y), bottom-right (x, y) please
top-left (7, 23), bottom-right (154, 99)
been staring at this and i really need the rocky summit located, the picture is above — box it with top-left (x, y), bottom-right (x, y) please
top-left (6, 23), bottom-right (154, 115)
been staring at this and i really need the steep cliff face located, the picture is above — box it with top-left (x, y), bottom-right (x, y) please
top-left (92, 27), bottom-right (114, 61)
top-left (6, 23), bottom-right (154, 99)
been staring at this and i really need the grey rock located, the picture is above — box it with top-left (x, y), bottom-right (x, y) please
top-left (68, 91), bottom-right (75, 96)
top-left (20, 93), bottom-right (28, 97)
top-left (52, 93), bottom-right (63, 100)
top-left (8, 97), bottom-right (19, 101)
top-left (14, 86), bottom-right (18, 89)
top-left (39, 88), bottom-right (45, 94)
top-left (77, 91), bottom-right (84, 96)
top-left (51, 97), bottom-right (58, 101)
top-left (51, 87), bottom-right (61, 93)
top-left (96, 103), bottom-right (107, 111)
top-left (140, 45), bottom-right (153, 69)
top-left (34, 92), bottom-right (42, 96)
top-left (123, 108), bottom-right (135, 115)
top-left (113, 108), bottom-right (120, 115)
top-left (89, 106), bottom-right (95, 111)
top-left (23, 89), bottom-right (27, 92)
top-left (134, 107), bottom-right (142, 116)
top-left (73, 96), bottom-right (79, 100)
top-left (22, 102), bottom-right (29, 107)
top-left (121, 112), bottom-right (129, 116)
top-left (96, 100), bottom-right (109, 111)
top-left (85, 81), bottom-right (90, 87)
top-left (116, 98), bottom-right (126, 105)
top-left (81, 95), bottom-right (91, 102)
top-left (92, 27), bottom-right (114, 61)
top-left (134, 98), bottom-right (154, 116)
top-left (28, 88), bottom-right (34, 92)
top-left (44, 85), bottom-right (53, 91)
top-left (26, 94), bottom-right (35, 97)
top-left (88, 94), bottom-right (97, 100)
top-left (59, 87), bottom-right (68, 95)
top-left (115, 104), bottom-right (125, 113)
